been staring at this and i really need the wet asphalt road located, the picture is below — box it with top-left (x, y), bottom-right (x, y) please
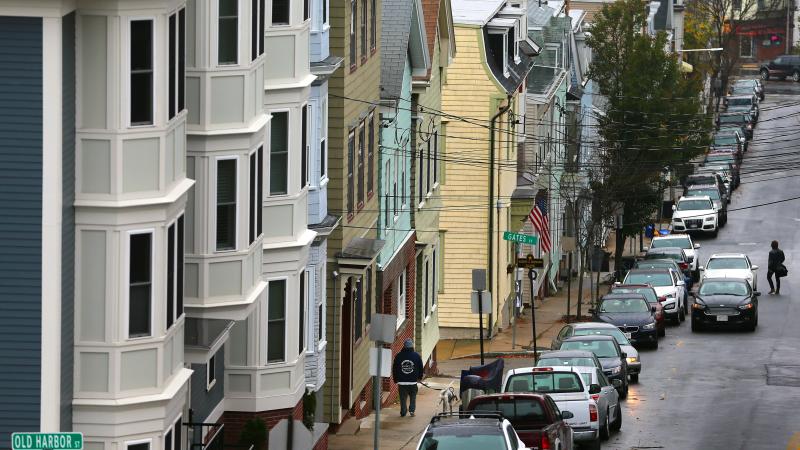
top-left (441, 81), bottom-right (800, 449)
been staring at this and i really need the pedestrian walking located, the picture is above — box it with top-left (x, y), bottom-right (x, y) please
top-left (392, 338), bottom-right (423, 417)
top-left (767, 240), bottom-right (786, 295)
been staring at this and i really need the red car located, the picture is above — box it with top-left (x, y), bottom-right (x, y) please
top-left (609, 284), bottom-right (666, 337)
top-left (468, 393), bottom-right (573, 450)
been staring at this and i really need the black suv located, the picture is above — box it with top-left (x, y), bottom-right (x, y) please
top-left (760, 55), bottom-right (800, 81)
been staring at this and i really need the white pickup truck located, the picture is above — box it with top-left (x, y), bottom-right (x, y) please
top-left (503, 366), bottom-right (601, 450)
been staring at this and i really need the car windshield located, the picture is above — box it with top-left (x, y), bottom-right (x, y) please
top-left (625, 272), bottom-right (673, 286)
top-left (573, 327), bottom-right (632, 345)
top-left (706, 257), bottom-right (749, 270)
top-left (652, 236), bottom-right (692, 249)
top-left (645, 251), bottom-right (681, 261)
top-left (731, 86), bottom-right (754, 96)
top-left (688, 189), bottom-right (720, 200)
top-left (560, 340), bottom-right (620, 358)
top-left (536, 357), bottom-right (598, 367)
top-left (719, 114), bottom-right (747, 123)
top-left (611, 287), bottom-right (658, 302)
top-left (419, 431), bottom-right (507, 450)
top-left (734, 80), bottom-right (756, 88)
top-left (470, 399), bottom-right (548, 426)
top-left (706, 154), bottom-right (734, 163)
top-left (714, 135), bottom-right (738, 146)
top-left (599, 298), bottom-right (650, 313)
top-left (678, 199), bottom-right (713, 210)
top-left (727, 97), bottom-right (752, 106)
top-left (699, 281), bottom-right (749, 296)
top-left (505, 372), bottom-right (585, 393)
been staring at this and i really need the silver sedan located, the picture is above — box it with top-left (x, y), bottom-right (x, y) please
top-left (573, 365), bottom-right (622, 440)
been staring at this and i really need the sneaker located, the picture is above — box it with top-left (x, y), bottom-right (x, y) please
top-left (768, 290), bottom-right (775, 294)
top-left (410, 412), bottom-right (415, 417)
top-left (400, 413), bottom-right (406, 417)
top-left (776, 290), bottom-right (780, 295)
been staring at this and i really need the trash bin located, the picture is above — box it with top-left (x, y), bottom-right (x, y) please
top-left (644, 224), bottom-right (655, 239)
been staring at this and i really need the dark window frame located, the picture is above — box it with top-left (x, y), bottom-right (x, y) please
top-left (130, 20), bottom-right (154, 126)
top-left (272, 0), bottom-right (290, 25)
top-left (207, 353), bottom-right (217, 390)
top-left (347, 131), bottom-right (355, 218)
top-left (367, 113), bottom-right (375, 197)
top-left (129, 232), bottom-right (153, 338)
top-left (166, 215), bottom-right (185, 330)
top-left (249, 147), bottom-right (263, 244)
top-left (354, 276), bottom-right (363, 342)
top-left (370, 0), bottom-right (377, 52)
top-left (349, 0), bottom-right (357, 70)
top-left (270, 111), bottom-right (290, 195)
top-left (218, 0), bottom-right (239, 65)
top-left (357, 123), bottom-right (365, 208)
top-left (360, 0), bottom-right (367, 61)
top-left (268, 280), bottom-right (287, 363)
top-left (299, 271), bottom-right (306, 353)
top-left (216, 158), bottom-right (238, 251)
top-left (301, 104), bottom-right (308, 187)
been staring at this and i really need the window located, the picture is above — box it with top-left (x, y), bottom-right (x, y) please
top-left (207, 353), bottom-right (217, 390)
top-left (129, 232), bottom-right (152, 338)
top-left (130, 20), bottom-right (153, 125)
top-left (384, 161), bottom-right (391, 226)
top-left (365, 267), bottom-right (372, 326)
top-left (304, 0), bottom-right (309, 21)
top-left (357, 124), bottom-right (365, 206)
top-left (249, 147), bottom-right (263, 244)
top-left (487, 30), bottom-right (508, 77)
top-left (401, 166), bottom-right (406, 208)
top-left (424, 258), bottom-right (430, 318)
top-left (350, 0), bottom-right (357, 68)
top-left (216, 158), bottom-right (237, 251)
top-left (417, 148), bottom-right (424, 204)
top-left (218, 0), bottom-right (238, 65)
top-left (347, 131), bottom-right (355, 216)
top-left (433, 131), bottom-right (438, 185)
top-left (354, 276), bottom-right (363, 341)
top-left (317, 302), bottom-right (324, 343)
top-left (299, 271), bottom-right (306, 353)
top-left (370, 0), bottom-right (376, 50)
top-left (301, 105), bottom-right (308, 187)
top-left (270, 112), bottom-right (289, 195)
top-left (360, 0), bottom-right (367, 60)
top-left (272, 0), bottom-right (289, 25)
top-left (251, 0), bottom-right (266, 60)
top-left (127, 440), bottom-right (151, 450)
top-left (164, 416), bottom-right (182, 450)
top-left (323, 0), bottom-right (328, 25)
top-left (393, 169), bottom-right (398, 217)
top-left (432, 248), bottom-right (438, 304)
top-left (367, 113), bottom-right (375, 195)
top-left (426, 138), bottom-right (431, 194)
top-left (396, 269), bottom-right (406, 328)
top-left (320, 139), bottom-right (327, 180)
top-left (268, 280), bottom-right (287, 363)
top-left (168, 10), bottom-right (186, 120)
top-left (166, 216), bottom-right (185, 329)
top-left (740, 36), bottom-right (753, 58)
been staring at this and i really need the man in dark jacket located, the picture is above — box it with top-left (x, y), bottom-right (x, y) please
top-left (768, 240), bottom-right (786, 295)
top-left (392, 338), bottom-right (423, 417)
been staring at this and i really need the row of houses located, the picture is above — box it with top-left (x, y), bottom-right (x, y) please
top-left (0, 0), bottom-right (682, 448)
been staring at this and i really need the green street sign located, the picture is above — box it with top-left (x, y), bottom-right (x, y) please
top-left (12, 433), bottom-right (83, 450)
top-left (503, 231), bottom-right (538, 246)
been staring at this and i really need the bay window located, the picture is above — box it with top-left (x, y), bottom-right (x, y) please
top-left (268, 280), bottom-right (287, 363)
top-left (130, 20), bottom-right (153, 125)
top-left (216, 158), bottom-right (238, 251)
top-left (129, 232), bottom-right (152, 338)
top-left (218, 0), bottom-right (238, 65)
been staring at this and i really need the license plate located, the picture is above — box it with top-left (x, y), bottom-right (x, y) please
top-left (689, 224), bottom-right (699, 229)
top-left (624, 332), bottom-right (632, 339)
top-left (717, 315), bottom-right (728, 322)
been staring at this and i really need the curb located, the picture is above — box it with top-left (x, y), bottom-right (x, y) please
top-left (450, 349), bottom-right (548, 360)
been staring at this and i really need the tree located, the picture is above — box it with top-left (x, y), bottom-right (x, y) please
top-left (587, 0), bottom-right (709, 279)
top-left (239, 417), bottom-right (268, 450)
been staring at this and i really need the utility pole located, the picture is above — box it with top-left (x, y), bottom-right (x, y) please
top-left (787, 0), bottom-right (793, 54)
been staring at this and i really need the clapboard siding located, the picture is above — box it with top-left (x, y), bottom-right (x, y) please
top-left (0, 15), bottom-right (43, 444)
top-left (62, 11), bottom-right (76, 432)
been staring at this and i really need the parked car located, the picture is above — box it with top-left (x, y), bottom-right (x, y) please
top-left (729, 78), bottom-right (764, 100)
top-left (558, 335), bottom-right (629, 398)
top-left (691, 278), bottom-right (760, 332)
top-left (700, 253), bottom-right (759, 290)
top-left (623, 268), bottom-right (687, 323)
top-left (703, 154), bottom-right (740, 187)
top-left (694, 166), bottom-right (733, 199)
top-left (645, 246), bottom-right (692, 276)
top-left (537, 349), bottom-right (605, 372)
top-left (548, 324), bottom-right (641, 381)
top-left (467, 393), bottom-right (574, 450)
top-left (649, 233), bottom-right (701, 280)
top-left (759, 54), bottom-right (800, 81)
top-left (415, 413), bottom-right (529, 450)
top-left (572, 365), bottom-right (622, 438)
top-left (723, 94), bottom-right (759, 121)
top-left (671, 196), bottom-right (719, 237)
top-left (716, 112), bottom-right (753, 139)
top-left (715, 127), bottom-right (747, 153)
top-left (592, 293), bottom-right (659, 349)
top-left (718, 124), bottom-right (750, 152)
top-left (686, 184), bottom-right (728, 225)
top-left (610, 284), bottom-right (666, 337)
top-left (685, 172), bottom-right (730, 205)
top-left (503, 367), bottom-right (602, 449)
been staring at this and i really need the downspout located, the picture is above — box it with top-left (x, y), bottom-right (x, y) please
top-left (488, 94), bottom-right (513, 338)
top-left (329, 269), bottom-right (340, 423)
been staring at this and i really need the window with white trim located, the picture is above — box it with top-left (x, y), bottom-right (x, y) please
top-left (384, 160), bottom-right (391, 226)
top-left (267, 280), bottom-right (287, 363)
top-left (207, 353), bottom-right (217, 390)
top-left (433, 247), bottom-right (438, 305)
top-left (322, 0), bottom-right (328, 26)
top-left (487, 29), bottom-right (509, 77)
top-left (218, 0), bottom-right (239, 65)
top-left (349, 0), bottom-right (356, 68)
top-left (129, 232), bottom-right (153, 338)
top-left (367, 113), bottom-right (375, 196)
top-left (433, 131), bottom-right (439, 185)
top-left (166, 215), bottom-right (185, 330)
top-left (216, 158), bottom-right (237, 251)
top-left (249, 147), bottom-right (263, 244)
top-left (168, 9), bottom-right (186, 120)
top-left (320, 99), bottom-right (328, 180)
top-left (299, 271), bottom-right (307, 354)
top-left (164, 416), bottom-right (182, 450)
top-left (301, 105), bottom-right (309, 187)
top-left (273, 0), bottom-right (289, 24)
top-left (130, 20), bottom-right (154, 125)
top-left (424, 257), bottom-right (430, 318)
top-left (396, 269), bottom-right (406, 328)
top-left (270, 112), bottom-right (289, 195)
top-left (426, 137), bottom-right (431, 194)
top-left (127, 440), bottom-right (151, 450)
top-left (417, 147), bottom-right (424, 205)
top-left (354, 275), bottom-right (363, 341)
top-left (347, 130), bottom-right (355, 215)
top-left (251, 0), bottom-right (266, 61)
top-left (740, 36), bottom-right (753, 58)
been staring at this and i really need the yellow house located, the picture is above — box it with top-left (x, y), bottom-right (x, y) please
top-left (439, 0), bottom-right (540, 338)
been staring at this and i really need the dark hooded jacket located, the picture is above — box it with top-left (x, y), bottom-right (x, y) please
top-left (392, 347), bottom-right (423, 384)
top-left (769, 248), bottom-right (785, 271)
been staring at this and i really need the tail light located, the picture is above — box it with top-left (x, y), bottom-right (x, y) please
top-left (589, 403), bottom-right (598, 422)
top-left (679, 262), bottom-right (688, 270)
top-left (591, 394), bottom-right (600, 402)
top-left (541, 434), bottom-right (551, 450)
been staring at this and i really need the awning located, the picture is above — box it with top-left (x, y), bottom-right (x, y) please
top-left (680, 60), bottom-right (693, 73)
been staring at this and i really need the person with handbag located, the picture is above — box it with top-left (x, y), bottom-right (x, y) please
top-left (767, 240), bottom-right (786, 295)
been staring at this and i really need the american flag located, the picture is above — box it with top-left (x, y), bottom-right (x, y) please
top-left (529, 195), bottom-right (551, 253)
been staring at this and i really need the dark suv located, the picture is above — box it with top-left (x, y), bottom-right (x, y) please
top-left (760, 55), bottom-right (800, 81)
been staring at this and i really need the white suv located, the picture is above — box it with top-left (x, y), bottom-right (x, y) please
top-left (649, 234), bottom-right (702, 281)
top-left (672, 196), bottom-right (718, 237)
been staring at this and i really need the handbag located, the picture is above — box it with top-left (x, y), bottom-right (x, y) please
top-left (776, 263), bottom-right (788, 278)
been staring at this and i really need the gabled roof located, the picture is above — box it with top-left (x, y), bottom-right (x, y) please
top-left (416, 0), bottom-right (456, 80)
top-left (381, 0), bottom-right (431, 99)
top-left (451, 0), bottom-right (506, 26)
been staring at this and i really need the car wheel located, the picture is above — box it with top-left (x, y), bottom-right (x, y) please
top-left (693, 269), bottom-right (700, 282)
top-left (652, 339), bottom-right (659, 350)
top-left (679, 307), bottom-right (686, 322)
top-left (712, 228), bottom-right (719, 238)
top-left (630, 373), bottom-right (639, 383)
top-left (600, 412), bottom-right (610, 440)
top-left (792, 71), bottom-right (800, 82)
top-left (658, 326), bottom-right (666, 337)
top-left (611, 405), bottom-right (623, 431)
top-left (761, 68), bottom-right (770, 80)
top-left (691, 319), bottom-right (702, 332)
top-left (622, 382), bottom-right (629, 399)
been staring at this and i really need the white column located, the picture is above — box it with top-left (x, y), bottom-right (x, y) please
top-left (41, 15), bottom-right (63, 431)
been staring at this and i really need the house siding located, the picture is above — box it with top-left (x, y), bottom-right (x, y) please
top-left (0, 15), bottom-right (43, 443)
top-left (189, 347), bottom-right (225, 425)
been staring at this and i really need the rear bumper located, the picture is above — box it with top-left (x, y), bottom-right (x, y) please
top-left (627, 362), bottom-right (642, 374)
top-left (630, 329), bottom-right (658, 345)
top-left (572, 428), bottom-right (599, 442)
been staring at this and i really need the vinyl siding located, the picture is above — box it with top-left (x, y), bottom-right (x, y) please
top-left (189, 347), bottom-right (225, 425)
top-left (0, 15), bottom-right (43, 444)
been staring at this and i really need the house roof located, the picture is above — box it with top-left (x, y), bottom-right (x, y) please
top-left (381, 0), bottom-right (430, 99)
top-left (527, 3), bottom-right (557, 27)
top-left (569, 0), bottom-right (610, 22)
top-left (421, 0), bottom-right (441, 64)
top-left (451, 0), bottom-right (506, 26)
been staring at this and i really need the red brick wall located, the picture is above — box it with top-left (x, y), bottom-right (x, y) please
top-left (222, 400), bottom-right (304, 447)
top-left (312, 430), bottom-right (329, 450)
top-left (351, 377), bottom-right (374, 419)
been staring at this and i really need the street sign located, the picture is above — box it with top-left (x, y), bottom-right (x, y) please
top-left (517, 254), bottom-right (544, 268)
top-left (369, 347), bottom-right (392, 377)
top-left (369, 313), bottom-right (397, 343)
top-left (12, 434), bottom-right (83, 450)
top-left (503, 231), bottom-right (538, 246)
top-left (470, 291), bottom-right (492, 313)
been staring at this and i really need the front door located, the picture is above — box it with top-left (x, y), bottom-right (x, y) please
top-left (340, 277), bottom-right (353, 411)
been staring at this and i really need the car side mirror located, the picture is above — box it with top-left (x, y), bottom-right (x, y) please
top-left (612, 379), bottom-right (622, 388)
top-left (699, 266), bottom-right (705, 271)
top-left (694, 243), bottom-right (701, 249)
top-left (561, 410), bottom-right (574, 420)
top-left (752, 265), bottom-right (759, 270)
top-left (589, 384), bottom-right (601, 394)
top-left (620, 352), bottom-right (627, 358)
